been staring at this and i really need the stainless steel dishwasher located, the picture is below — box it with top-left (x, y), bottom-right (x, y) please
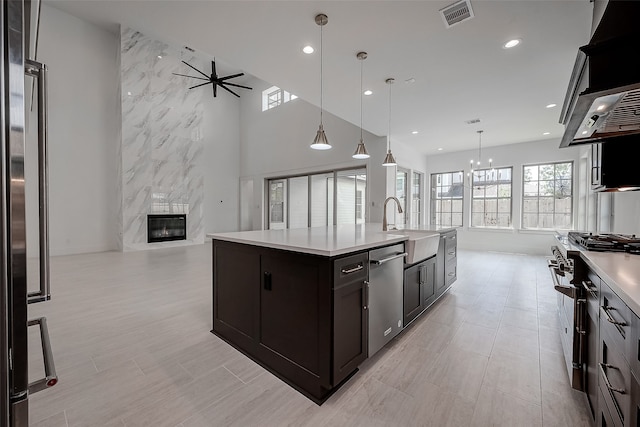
top-left (368, 243), bottom-right (406, 357)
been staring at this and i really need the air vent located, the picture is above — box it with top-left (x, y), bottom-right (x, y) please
top-left (440, 0), bottom-right (474, 28)
top-left (465, 118), bottom-right (481, 125)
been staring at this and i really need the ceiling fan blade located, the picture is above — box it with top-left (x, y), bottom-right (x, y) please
top-left (212, 60), bottom-right (217, 80)
top-left (189, 81), bottom-right (213, 90)
top-left (172, 73), bottom-right (209, 81)
top-left (181, 60), bottom-right (209, 79)
top-left (219, 83), bottom-right (240, 98)
top-left (213, 83), bottom-right (217, 97)
top-left (218, 73), bottom-right (244, 81)
top-left (223, 82), bottom-right (253, 90)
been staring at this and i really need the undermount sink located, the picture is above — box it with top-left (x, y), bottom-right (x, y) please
top-left (384, 229), bottom-right (440, 264)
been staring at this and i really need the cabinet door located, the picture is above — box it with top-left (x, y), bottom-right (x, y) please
top-left (212, 240), bottom-right (260, 351)
top-left (333, 279), bottom-right (367, 386)
top-left (435, 234), bottom-right (446, 293)
top-left (599, 327), bottom-right (630, 426)
top-left (585, 301), bottom-right (599, 422)
top-left (403, 263), bottom-right (423, 326)
top-left (422, 256), bottom-right (437, 308)
top-left (630, 372), bottom-right (640, 427)
top-left (260, 252), bottom-right (325, 377)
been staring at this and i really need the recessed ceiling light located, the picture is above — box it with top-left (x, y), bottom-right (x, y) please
top-left (127, 91), bottom-right (132, 96)
top-left (157, 55), bottom-right (163, 59)
top-left (363, 90), bottom-right (372, 96)
top-left (503, 39), bottom-right (521, 49)
top-left (546, 103), bottom-right (557, 109)
top-left (302, 45), bottom-right (314, 54)
top-left (596, 104), bottom-right (606, 111)
top-left (582, 130), bottom-right (588, 135)
top-left (412, 131), bottom-right (419, 135)
top-left (543, 132), bottom-right (550, 135)
top-left (437, 148), bottom-right (443, 151)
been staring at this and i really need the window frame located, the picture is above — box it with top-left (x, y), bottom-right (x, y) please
top-left (521, 161), bottom-right (574, 230)
top-left (265, 166), bottom-right (367, 229)
top-left (430, 170), bottom-right (464, 228)
top-left (470, 166), bottom-right (513, 229)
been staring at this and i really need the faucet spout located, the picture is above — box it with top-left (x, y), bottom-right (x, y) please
top-left (382, 196), bottom-right (403, 231)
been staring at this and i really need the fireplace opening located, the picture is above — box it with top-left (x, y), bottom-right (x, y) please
top-left (147, 214), bottom-right (186, 243)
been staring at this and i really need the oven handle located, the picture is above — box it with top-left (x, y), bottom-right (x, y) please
top-left (582, 280), bottom-right (598, 299)
top-left (547, 260), bottom-right (575, 298)
top-left (27, 317), bottom-right (58, 394)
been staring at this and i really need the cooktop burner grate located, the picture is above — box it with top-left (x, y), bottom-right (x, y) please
top-left (567, 231), bottom-right (640, 254)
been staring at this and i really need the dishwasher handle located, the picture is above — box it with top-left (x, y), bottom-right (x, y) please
top-left (370, 252), bottom-right (407, 265)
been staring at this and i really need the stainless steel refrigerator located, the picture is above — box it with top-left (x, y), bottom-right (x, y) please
top-left (2, 0), bottom-right (57, 425)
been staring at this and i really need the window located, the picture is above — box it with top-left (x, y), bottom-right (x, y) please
top-left (471, 167), bottom-right (513, 228)
top-left (522, 161), bottom-right (573, 229)
top-left (396, 169), bottom-right (409, 226)
top-left (411, 172), bottom-right (423, 228)
top-left (430, 171), bottom-right (464, 228)
top-left (267, 168), bottom-right (366, 229)
top-left (261, 86), bottom-right (298, 111)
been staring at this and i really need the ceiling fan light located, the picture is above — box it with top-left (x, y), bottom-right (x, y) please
top-left (352, 139), bottom-right (370, 159)
top-left (382, 150), bottom-right (397, 167)
top-left (311, 124), bottom-right (332, 150)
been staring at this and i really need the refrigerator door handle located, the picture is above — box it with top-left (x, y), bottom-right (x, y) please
top-left (27, 317), bottom-right (57, 393)
top-left (25, 59), bottom-right (50, 305)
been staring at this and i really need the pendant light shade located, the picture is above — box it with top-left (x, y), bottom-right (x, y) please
top-left (310, 14), bottom-right (331, 150)
top-left (352, 51), bottom-right (370, 159)
top-left (383, 78), bottom-right (397, 167)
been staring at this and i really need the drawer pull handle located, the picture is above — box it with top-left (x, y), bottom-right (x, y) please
top-left (581, 280), bottom-right (598, 299)
top-left (447, 251), bottom-right (455, 255)
top-left (600, 305), bottom-right (627, 326)
top-left (599, 363), bottom-right (625, 394)
top-left (448, 272), bottom-right (455, 277)
top-left (371, 252), bottom-right (407, 265)
top-left (341, 264), bottom-right (364, 275)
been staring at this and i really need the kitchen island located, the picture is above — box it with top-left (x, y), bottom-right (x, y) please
top-left (208, 224), bottom-right (457, 403)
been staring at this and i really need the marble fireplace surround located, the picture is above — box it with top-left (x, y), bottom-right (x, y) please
top-left (118, 27), bottom-right (206, 251)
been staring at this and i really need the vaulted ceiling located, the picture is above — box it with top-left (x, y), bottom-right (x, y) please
top-left (48, 0), bottom-right (593, 154)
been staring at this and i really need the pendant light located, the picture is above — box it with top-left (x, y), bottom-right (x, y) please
top-left (352, 52), bottom-right (370, 159)
top-left (468, 130), bottom-right (495, 186)
top-left (310, 14), bottom-right (331, 150)
top-left (382, 78), bottom-right (397, 166)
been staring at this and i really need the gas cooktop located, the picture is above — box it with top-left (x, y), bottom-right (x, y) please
top-left (567, 231), bottom-right (640, 254)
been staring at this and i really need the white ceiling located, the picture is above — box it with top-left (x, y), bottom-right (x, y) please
top-left (47, 0), bottom-right (594, 154)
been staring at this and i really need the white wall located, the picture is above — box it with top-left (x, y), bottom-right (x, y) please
top-left (425, 138), bottom-right (583, 255)
top-left (27, 4), bottom-right (119, 256)
top-left (239, 77), bottom-right (390, 230)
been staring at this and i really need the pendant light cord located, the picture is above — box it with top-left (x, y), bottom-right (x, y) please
top-left (360, 58), bottom-right (363, 140)
top-left (320, 22), bottom-right (323, 125)
top-left (388, 82), bottom-right (392, 151)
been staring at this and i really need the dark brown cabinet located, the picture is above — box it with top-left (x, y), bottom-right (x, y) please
top-left (436, 230), bottom-right (457, 296)
top-left (212, 239), bottom-right (366, 404)
top-left (403, 256), bottom-right (436, 327)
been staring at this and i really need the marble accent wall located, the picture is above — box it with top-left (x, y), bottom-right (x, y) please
top-left (119, 27), bottom-right (204, 250)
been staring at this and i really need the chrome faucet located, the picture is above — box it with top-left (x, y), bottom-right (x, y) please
top-left (382, 196), bottom-right (403, 231)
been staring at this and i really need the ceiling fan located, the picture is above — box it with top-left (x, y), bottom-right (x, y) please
top-left (173, 59), bottom-right (252, 98)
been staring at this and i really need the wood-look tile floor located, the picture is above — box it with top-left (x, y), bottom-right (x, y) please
top-left (27, 244), bottom-right (592, 426)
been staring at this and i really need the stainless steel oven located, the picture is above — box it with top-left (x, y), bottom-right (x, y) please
top-left (549, 245), bottom-right (586, 391)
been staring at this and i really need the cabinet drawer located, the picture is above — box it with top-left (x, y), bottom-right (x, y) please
top-left (599, 385), bottom-right (622, 427)
top-left (630, 371), bottom-right (640, 427)
top-left (334, 252), bottom-right (368, 289)
top-left (444, 232), bottom-right (456, 262)
top-left (584, 270), bottom-right (601, 318)
top-left (445, 260), bottom-right (456, 286)
top-left (599, 327), bottom-right (631, 426)
top-left (600, 282), bottom-right (631, 361)
top-left (632, 312), bottom-right (640, 382)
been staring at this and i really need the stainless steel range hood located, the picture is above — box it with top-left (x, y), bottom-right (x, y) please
top-left (559, 1), bottom-right (640, 148)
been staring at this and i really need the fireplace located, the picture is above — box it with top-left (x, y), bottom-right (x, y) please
top-left (147, 214), bottom-right (186, 243)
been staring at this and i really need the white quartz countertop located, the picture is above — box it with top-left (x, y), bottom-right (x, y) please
top-left (580, 250), bottom-right (640, 315)
top-left (207, 224), bottom-right (456, 257)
